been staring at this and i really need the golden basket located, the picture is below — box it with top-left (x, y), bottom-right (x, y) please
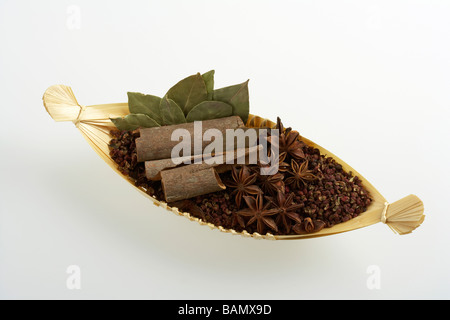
top-left (43, 84), bottom-right (425, 240)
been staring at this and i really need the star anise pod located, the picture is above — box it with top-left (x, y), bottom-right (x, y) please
top-left (285, 159), bottom-right (317, 189)
top-left (277, 117), bottom-right (306, 158)
top-left (253, 144), bottom-right (290, 175)
top-left (293, 217), bottom-right (326, 234)
top-left (224, 165), bottom-right (261, 208)
top-left (257, 171), bottom-right (285, 196)
top-left (250, 155), bottom-right (285, 196)
top-left (237, 193), bottom-right (279, 235)
top-left (276, 117), bottom-right (292, 135)
top-left (229, 210), bottom-right (245, 229)
top-left (266, 190), bottom-right (303, 233)
top-left (267, 148), bottom-right (290, 172)
top-left (269, 120), bottom-right (305, 161)
top-left (280, 130), bottom-right (306, 160)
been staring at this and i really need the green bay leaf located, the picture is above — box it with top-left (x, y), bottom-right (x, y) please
top-left (160, 97), bottom-right (187, 125)
top-left (201, 70), bottom-right (215, 100)
top-left (213, 80), bottom-right (249, 123)
top-left (127, 92), bottom-right (163, 125)
top-left (186, 101), bottom-right (233, 122)
top-left (166, 73), bottom-right (208, 116)
top-left (110, 114), bottom-right (161, 131)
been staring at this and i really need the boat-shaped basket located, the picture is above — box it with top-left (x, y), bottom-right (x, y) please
top-left (43, 85), bottom-right (425, 240)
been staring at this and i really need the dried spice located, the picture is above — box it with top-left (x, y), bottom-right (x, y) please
top-left (109, 129), bottom-right (163, 199)
top-left (109, 129), bottom-right (140, 177)
top-left (275, 116), bottom-right (288, 134)
top-left (170, 199), bottom-right (207, 221)
top-left (110, 114), bottom-right (160, 131)
top-left (111, 71), bottom-right (250, 130)
top-left (135, 116), bottom-right (244, 162)
top-left (285, 159), bottom-right (317, 189)
top-left (159, 96), bottom-right (187, 125)
top-left (276, 130), bottom-right (306, 161)
top-left (213, 80), bottom-right (250, 123)
top-left (45, 76), bottom-right (424, 239)
top-left (224, 165), bottom-right (261, 208)
top-left (185, 100), bottom-right (233, 122)
top-left (166, 72), bottom-right (208, 116)
top-left (266, 191), bottom-right (302, 233)
top-left (127, 92), bottom-right (163, 124)
top-left (194, 190), bottom-right (240, 230)
top-left (293, 217), bottom-right (326, 235)
top-left (109, 116), bottom-right (373, 237)
top-left (256, 169), bottom-right (285, 196)
top-left (274, 152), bottom-right (290, 173)
top-left (263, 149), bottom-right (290, 173)
top-left (237, 193), bottom-right (279, 235)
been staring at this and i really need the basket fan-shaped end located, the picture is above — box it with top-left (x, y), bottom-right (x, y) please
top-left (43, 85), bottom-right (82, 122)
top-left (384, 194), bottom-right (425, 235)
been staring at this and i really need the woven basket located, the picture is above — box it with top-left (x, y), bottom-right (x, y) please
top-left (43, 84), bottom-right (425, 240)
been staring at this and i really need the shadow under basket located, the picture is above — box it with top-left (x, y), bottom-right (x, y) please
top-left (43, 84), bottom-right (425, 240)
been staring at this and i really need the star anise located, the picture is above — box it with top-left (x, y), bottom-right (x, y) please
top-left (285, 159), bottom-right (317, 189)
top-left (253, 143), bottom-right (290, 175)
top-left (252, 158), bottom-right (284, 196)
top-left (230, 210), bottom-right (246, 229)
top-left (280, 130), bottom-right (306, 160)
top-left (270, 118), bottom-right (305, 161)
top-left (237, 193), bottom-right (279, 235)
top-left (293, 217), bottom-right (326, 235)
top-left (267, 148), bottom-right (290, 173)
top-left (257, 171), bottom-right (284, 196)
top-left (275, 116), bottom-right (291, 135)
top-left (250, 154), bottom-right (285, 196)
top-left (224, 165), bottom-right (261, 208)
top-left (266, 190), bottom-right (303, 233)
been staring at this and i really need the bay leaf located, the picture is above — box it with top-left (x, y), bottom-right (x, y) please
top-left (110, 114), bottom-right (160, 131)
top-left (127, 92), bottom-right (163, 125)
top-left (201, 70), bottom-right (215, 100)
top-left (186, 101), bottom-right (233, 122)
top-left (213, 80), bottom-right (249, 123)
top-left (160, 97), bottom-right (187, 125)
top-left (166, 72), bottom-right (208, 115)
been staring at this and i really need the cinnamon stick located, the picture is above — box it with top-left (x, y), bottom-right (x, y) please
top-left (160, 165), bottom-right (226, 203)
top-left (145, 145), bottom-right (262, 180)
top-left (136, 116), bottom-right (244, 162)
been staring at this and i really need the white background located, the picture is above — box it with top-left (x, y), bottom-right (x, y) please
top-left (1, 0), bottom-right (449, 299)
